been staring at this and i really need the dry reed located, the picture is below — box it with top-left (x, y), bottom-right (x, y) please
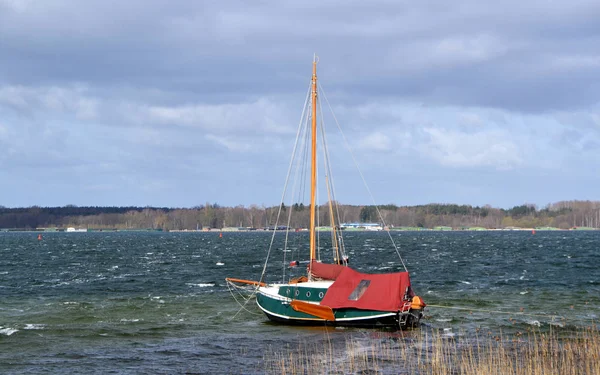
top-left (263, 324), bottom-right (600, 374)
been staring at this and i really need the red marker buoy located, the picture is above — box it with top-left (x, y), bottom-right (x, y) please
top-left (37, 234), bottom-right (43, 241)
top-left (219, 232), bottom-right (223, 238)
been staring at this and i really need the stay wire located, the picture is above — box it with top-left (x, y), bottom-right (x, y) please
top-left (319, 82), bottom-right (408, 272)
top-left (259, 81), bottom-right (312, 286)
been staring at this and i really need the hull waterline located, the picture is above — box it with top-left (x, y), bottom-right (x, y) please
top-left (255, 284), bottom-right (423, 330)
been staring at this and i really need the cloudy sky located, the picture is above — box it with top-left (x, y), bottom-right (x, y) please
top-left (1, 0), bottom-right (599, 209)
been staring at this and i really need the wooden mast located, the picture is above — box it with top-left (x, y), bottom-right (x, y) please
top-left (309, 55), bottom-right (318, 262)
top-left (325, 175), bottom-right (340, 262)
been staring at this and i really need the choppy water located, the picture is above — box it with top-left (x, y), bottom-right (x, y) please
top-left (0, 231), bottom-right (598, 374)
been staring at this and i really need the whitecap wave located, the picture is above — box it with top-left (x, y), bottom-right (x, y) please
top-left (151, 296), bottom-right (165, 304)
top-left (442, 327), bottom-right (455, 337)
top-left (24, 324), bottom-right (45, 330)
top-left (0, 327), bottom-right (18, 336)
top-left (187, 283), bottom-right (215, 287)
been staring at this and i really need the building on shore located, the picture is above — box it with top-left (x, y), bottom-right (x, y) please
top-left (340, 222), bottom-right (383, 231)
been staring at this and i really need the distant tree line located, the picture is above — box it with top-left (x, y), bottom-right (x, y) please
top-left (0, 200), bottom-right (599, 230)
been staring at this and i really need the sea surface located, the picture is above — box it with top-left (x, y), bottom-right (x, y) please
top-left (0, 231), bottom-right (598, 374)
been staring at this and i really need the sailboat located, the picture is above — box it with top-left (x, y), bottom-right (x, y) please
top-left (226, 56), bottom-right (425, 329)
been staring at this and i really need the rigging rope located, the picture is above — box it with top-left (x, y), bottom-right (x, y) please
top-left (317, 93), bottom-right (347, 264)
top-left (259, 82), bottom-right (312, 285)
top-left (226, 281), bottom-right (263, 318)
top-left (319, 83), bottom-right (409, 273)
top-left (283, 89), bottom-right (312, 282)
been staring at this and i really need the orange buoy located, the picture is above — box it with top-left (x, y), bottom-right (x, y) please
top-left (411, 295), bottom-right (426, 309)
top-left (37, 234), bottom-right (43, 241)
top-left (532, 229), bottom-right (536, 235)
top-left (219, 232), bottom-right (223, 238)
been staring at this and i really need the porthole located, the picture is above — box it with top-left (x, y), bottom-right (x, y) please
top-left (319, 292), bottom-right (324, 298)
top-left (286, 288), bottom-right (290, 295)
top-left (295, 289), bottom-right (299, 296)
top-left (306, 291), bottom-right (311, 298)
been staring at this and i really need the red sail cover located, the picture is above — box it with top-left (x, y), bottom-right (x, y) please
top-left (310, 261), bottom-right (346, 280)
top-left (320, 267), bottom-right (411, 312)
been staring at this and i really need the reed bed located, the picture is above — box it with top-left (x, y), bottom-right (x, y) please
top-left (263, 325), bottom-right (600, 374)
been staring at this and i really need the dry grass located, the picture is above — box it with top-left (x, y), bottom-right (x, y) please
top-left (263, 325), bottom-right (600, 374)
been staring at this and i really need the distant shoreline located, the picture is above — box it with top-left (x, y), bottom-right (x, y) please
top-left (2, 201), bottom-right (599, 231)
top-left (2, 226), bottom-right (597, 233)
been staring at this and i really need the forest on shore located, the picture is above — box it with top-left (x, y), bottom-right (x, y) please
top-left (1, 200), bottom-right (599, 231)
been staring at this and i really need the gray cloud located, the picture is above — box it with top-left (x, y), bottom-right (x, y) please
top-left (2, 1), bottom-right (599, 111)
top-left (1, 0), bottom-right (599, 207)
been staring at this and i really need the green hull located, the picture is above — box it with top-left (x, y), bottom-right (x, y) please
top-left (256, 284), bottom-right (421, 329)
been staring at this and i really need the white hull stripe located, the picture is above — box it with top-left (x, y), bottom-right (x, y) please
top-left (256, 299), bottom-right (398, 322)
